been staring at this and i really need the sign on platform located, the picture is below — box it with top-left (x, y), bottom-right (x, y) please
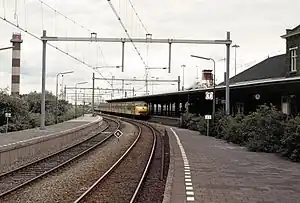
top-left (5, 113), bottom-right (11, 118)
top-left (205, 92), bottom-right (213, 100)
top-left (205, 115), bottom-right (212, 120)
top-left (114, 129), bottom-right (123, 138)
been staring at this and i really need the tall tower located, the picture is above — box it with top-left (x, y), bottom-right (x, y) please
top-left (10, 33), bottom-right (23, 96)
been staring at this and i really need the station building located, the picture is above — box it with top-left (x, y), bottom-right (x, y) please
top-left (108, 25), bottom-right (300, 117)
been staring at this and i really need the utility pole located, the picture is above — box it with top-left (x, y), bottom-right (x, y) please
top-left (232, 44), bottom-right (240, 76)
top-left (122, 79), bottom-right (124, 98)
top-left (181, 65), bottom-right (186, 91)
top-left (40, 30), bottom-right (47, 130)
top-left (226, 32), bottom-right (231, 115)
top-left (92, 72), bottom-right (95, 116)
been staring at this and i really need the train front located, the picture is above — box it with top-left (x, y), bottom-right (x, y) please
top-left (134, 102), bottom-right (149, 118)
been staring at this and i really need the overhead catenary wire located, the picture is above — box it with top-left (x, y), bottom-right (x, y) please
top-left (36, 0), bottom-right (108, 66)
top-left (106, 0), bottom-right (147, 68)
top-left (127, 0), bottom-right (149, 34)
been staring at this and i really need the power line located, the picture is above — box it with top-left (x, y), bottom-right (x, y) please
top-left (127, 0), bottom-right (149, 34)
top-left (106, 0), bottom-right (147, 68)
top-left (0, 16), bottom-right (113, 87)
top-left (37, 0), bottom-right (108, 66)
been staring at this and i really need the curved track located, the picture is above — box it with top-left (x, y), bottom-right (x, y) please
top-left (73, 118), bottom-right (157, 203)
top-left (0, 117), bottom-right (120, 198)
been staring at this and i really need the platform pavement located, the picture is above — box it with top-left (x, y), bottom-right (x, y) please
top-left (163, 127), bottom-right (300, 203)
top-left (0, 114), bottom-right (99, 148)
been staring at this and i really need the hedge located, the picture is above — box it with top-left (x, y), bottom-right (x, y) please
top-left (182, 105), bottom-right (300, 162)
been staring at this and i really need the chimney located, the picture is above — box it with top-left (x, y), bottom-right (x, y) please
top-left (10, 33), bottom-right (23, 96)
top-left (202, 69), bottom-right (213, 87)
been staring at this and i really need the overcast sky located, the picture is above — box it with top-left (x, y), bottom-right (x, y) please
top-left (0, 0), bottom-right (299, 103)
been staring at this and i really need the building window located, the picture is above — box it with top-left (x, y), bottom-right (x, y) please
top-left (290, 47), bottom-right (298, 72)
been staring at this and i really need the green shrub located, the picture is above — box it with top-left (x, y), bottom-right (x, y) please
top-left (197, 116), bottom-right (207, 135)
top-left (245, 105), bottom-right (285, 153)
top-left (222, 114), bottom-right (246, 144)
top-left (281, 117), bottom-right (300, 161)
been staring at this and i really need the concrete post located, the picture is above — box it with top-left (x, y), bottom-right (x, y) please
top-left (40, 30), bottom-right (47, 130)
top-left (226, 32), bottom-right (231, 115)
top-left (92, 72), bottom-right (95, 116)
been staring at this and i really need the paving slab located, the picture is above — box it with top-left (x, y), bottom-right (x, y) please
top-left (165, 127), bottom-right (300, 203)
top-left (0, 114), bottom-right (100, 147)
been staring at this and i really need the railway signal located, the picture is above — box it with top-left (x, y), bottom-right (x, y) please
top-left (114, 129), bottom-right (123, 140)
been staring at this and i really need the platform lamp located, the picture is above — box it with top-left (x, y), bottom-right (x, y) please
top-left (232, 44), bottom-right (240, 76)
top-left (191, 55), bottom-right (216, 122)
top-left (75, 81), bottom-right (88, 118)
top-left (55, 71), bottom-right (74, 124)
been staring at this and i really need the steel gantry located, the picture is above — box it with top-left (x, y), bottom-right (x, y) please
top-left (39, 31), bottom-right (232, 129)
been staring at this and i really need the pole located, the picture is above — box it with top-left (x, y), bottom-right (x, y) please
top-left (234, 46), bottom-right (237, 76)
top-left (5, 117), bottom-right (8, 133)
top-left (122, 79), bottom-right (124, 98)
top-left (121, 42), bottom-right (125, 72)
top-left (55, 73), bottom-right (60, 124)
top-left (226, 32), bottom-right (231, 115)
top-left (83, 89), bottom-right (85, 116)
top-left (168, 43), bottom-right (172, 73)
top-left (146, 70), bottom-right (148, 95)
top-left (182, 65), bottom-right (185, 91)
top-left (112, 76), bottom-right (114, 97)
top-left (207, 119), bottom-right (209, 136)
top-left (178, 76), bottom-right (180, 91)
top-left (40, 30), bottom-right (47, 130)
top-left (92, 73), bottom-right (95, 116)
top-left (75, 84), bottom-right (77, 118)
top-left (64, 85), bottom-right (67, 100)
top-left (212, 59), bottom-right (216, 122)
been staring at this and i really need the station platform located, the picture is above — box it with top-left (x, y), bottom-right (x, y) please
top-left (163, 127), bottom-right (300, 203)
top-left (0, 114), bottom-right (100, 148)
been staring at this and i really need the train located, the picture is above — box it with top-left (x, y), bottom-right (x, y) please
top-left (95, 101), bottom-right (149, 119)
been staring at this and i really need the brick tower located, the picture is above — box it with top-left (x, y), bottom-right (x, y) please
top-left (10, 33), bottom-right (23, 96)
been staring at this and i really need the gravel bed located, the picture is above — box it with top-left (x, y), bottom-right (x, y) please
top-left (79, 122), bottom-right (154, 203)
top-left (0, 120), bottom-right (138, 203)
top-left (134, 124), bottom-right (170, 203)
top-left (0, 120), bottom-right (113, 196)
top-left (0, 120), bottom-right (109, 174)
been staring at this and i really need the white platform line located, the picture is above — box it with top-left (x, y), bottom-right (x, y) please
top-left (170, 128), bottom-right (195, 202)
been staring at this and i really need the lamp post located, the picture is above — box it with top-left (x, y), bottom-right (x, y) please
top-left (55, 71), bottom-right (74, 123)
top-left (75, 81), bottom-right (88, 118)
top-left (181, 65), bottom-right (186, 91)
top-left (191, 55), bottom-right (216, 122)
top-left (232, 44), bottom-right (240, 76)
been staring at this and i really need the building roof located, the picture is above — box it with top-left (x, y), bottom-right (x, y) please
top-left (219, 54), bottom-right (286, 85)
top-left (107, 75), bottom-right (300, 103)
top-left (281, 25), bottom-right (300, 38)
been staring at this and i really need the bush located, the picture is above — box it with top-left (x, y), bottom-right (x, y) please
top-left (223, 114), bottom-right (245, 144)
top-left (281, 117), bottom-right (300, 161)
top-left (245, 105), bottom-right (285, 153)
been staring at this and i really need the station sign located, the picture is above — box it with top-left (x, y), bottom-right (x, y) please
top-left (205, 92), bottom-right (213, 100)
top-left (205, 115), bottom-right (212, 120)
top-left (5, 113), bottom-right (11, 118)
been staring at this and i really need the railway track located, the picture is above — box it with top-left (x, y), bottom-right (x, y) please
top-left (0, 117), bottom-right (120, 198)
top-left (73, 118), bottom-right (156, 203)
